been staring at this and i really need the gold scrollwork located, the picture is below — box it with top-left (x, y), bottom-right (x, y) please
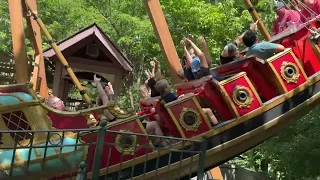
top-left (232, 85), bottom-right (254, 108)
top-left (115, 130), bottom-right (137, 155)
top-left (107, 101), bottom-right (135, 120)
top-left (280, 61), bottom-right (300, 83)
top-left (179, 108), bottom-right (201, 131)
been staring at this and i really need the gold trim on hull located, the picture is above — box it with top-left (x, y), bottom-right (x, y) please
top-left (86, 73), bottom-right (320, 177)
top-left (133, 90), bottom-right (320, 180)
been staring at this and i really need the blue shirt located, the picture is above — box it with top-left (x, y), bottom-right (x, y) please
top-left (246, 42), bottom-right (279, 60)
top-left (162, 92), bottom-right (178, 103)
top-left (184, 67), bottom-right (196, 81)
top-left (191, 56), bottom-right (201, 73)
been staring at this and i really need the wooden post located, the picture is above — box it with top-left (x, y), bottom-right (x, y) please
top-left (243, 0), bottom-right (272, 41)
top-left (23, 0), bottom-right (49, 99)
top-left (144, 0), bottom-right (183, 84)
top-left (8, 0), bottom-right (30, 83)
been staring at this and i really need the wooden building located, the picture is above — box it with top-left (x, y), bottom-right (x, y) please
top-left (44, 24), bottom-right (132, 102)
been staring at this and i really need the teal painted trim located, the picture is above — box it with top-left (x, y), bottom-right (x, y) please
top-left (0, 92), bottom-right (33, 105)
top-left (92, 120), bottom-right (107, 179)
top-left (0, 137), bottom-right (85, 178)
top-left (197, 137), bottom-right (208, 180)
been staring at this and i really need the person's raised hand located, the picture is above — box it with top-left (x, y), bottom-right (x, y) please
top-left (150, 60), bottom-right (155, 68)
top-left (106, 82), bottom-right (114, 95)
top-left (180, 40), bottom-right (186, 48)
top-left (188, 34), bottom-right (195, 42)
top-left (153, 57), bottom-right (160, 65)
top-left (107, 82), bottom-right (113, 88)
top-left (250, 20), bottom-right (259, 31)
top-left (93, 74), bottom-right (101, 82)
top-left (184, 38), bottom-right (192, 45)
top-left (153, 57), bottom-right (160, 70)
top-left (198, 36), bottom-right (206, 44)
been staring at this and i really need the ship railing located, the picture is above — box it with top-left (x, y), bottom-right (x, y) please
top-left (0, 122), bottom-right (209, 180)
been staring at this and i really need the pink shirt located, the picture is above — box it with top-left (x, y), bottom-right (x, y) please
top-left (300, 0), bottom-right (320, 22)
top-left (273, 10), bottom-right (301, 35)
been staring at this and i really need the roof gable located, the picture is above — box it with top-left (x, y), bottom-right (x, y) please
top-left (43, 24), bottom-right (132, 71)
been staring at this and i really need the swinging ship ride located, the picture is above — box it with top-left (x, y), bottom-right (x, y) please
top-left (1, 0), bottom-right (320, 179)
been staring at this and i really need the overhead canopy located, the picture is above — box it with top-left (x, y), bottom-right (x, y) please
top-left (43, 23), bottom-right (133, 72)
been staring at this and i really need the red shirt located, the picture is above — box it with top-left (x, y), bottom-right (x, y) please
top-left (300, 0), bottom-right (320, 22)
top-left (273, 10), bottom-right (301, 35)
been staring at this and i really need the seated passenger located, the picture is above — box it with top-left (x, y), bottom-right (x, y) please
top-left (243, 30), bottom-right (285, 59)
top-left (180, 40), bottom-right (198, 81)
top-left (48, 93), bottom-right (98, 127)
top-left (137, 107), bottom-right (168, 147)
top-left (93, 74), bottom-right (116, 122)
top-left (177, 56), bottom-right (195, 82)
top-left (140, 83), bottom-right (150, 100)
top-left (183, 38), bottom-right (222, 81)
top-left (47, 94), bottom-right (74, 112)
top-left (192, 34), bottom-right (213, 68)
top-left (140, 66), bottom-right (154, 100)
top-left (220, 21), bottom-right (258, 65)
top-left (272, 2), bottom-right (301, 35)
top-left (147, 58), bottom-right (162, 97)
top-left (155, 79), bottom-right (218, 125)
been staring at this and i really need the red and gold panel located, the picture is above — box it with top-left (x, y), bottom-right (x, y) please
top-left (213, 57), bottom-right (279, 101)
top-left (175, 76), bottom-right (235, 121)
top-left (219, 72), bottom-right (263, 117)
top-left (164, 94), bottom-right (212, 139)
top-left (276, 25), bottom-right (320, 77)
top-left (266, 48), bottom-right (308, 93)
top-left (83, 117), bottom-right (152, 172)
top-left (140, 98), bottom-right (181, 137)
top-left (48, 113), bottom-right (90, 129)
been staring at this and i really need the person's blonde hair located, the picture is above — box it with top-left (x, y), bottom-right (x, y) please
top-left (47, 94), bottom-right (60, 107)
top-left (140, 85), bottom-right (149, 100)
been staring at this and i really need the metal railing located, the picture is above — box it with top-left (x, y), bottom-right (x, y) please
top-left (0, 121), bottom-right (209, 180)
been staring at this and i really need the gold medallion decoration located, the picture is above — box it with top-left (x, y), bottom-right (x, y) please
top-left (232, 85), bottom-right (254, 108)
top-left (115, 130), bottom-right (137, 155)
top-left (280, 61), bottom-right (300, 83)
top-left (179, 108), bottom-right (201, 131)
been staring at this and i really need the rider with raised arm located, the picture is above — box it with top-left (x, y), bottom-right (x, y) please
top-left (93, 74), bottom-right (116, 122)
top-left (154, 79), bottom-right (218, 126)
top-left (147, 58), bottom-right (162, 97)
top-left (182, 38), bottom-right (221, 80)
top-left (243, 30), bottom-right (285, 60)
top-left (220, 21), bottom-right (258, 65)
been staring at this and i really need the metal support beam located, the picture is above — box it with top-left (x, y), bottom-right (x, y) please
top-left (8, 0), bottom-right (30, 83)
top-left (25, 1), bottom-right (92, 104)
top-left (144, 0), bottom-right (183, 84)
top-left (243, 0), bottom-right (272, 41)
top-left (23, 0), bottom-right (48, 98)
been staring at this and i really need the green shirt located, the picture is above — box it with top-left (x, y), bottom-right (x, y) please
top-left (246, 41), bottom-right (279, 60)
